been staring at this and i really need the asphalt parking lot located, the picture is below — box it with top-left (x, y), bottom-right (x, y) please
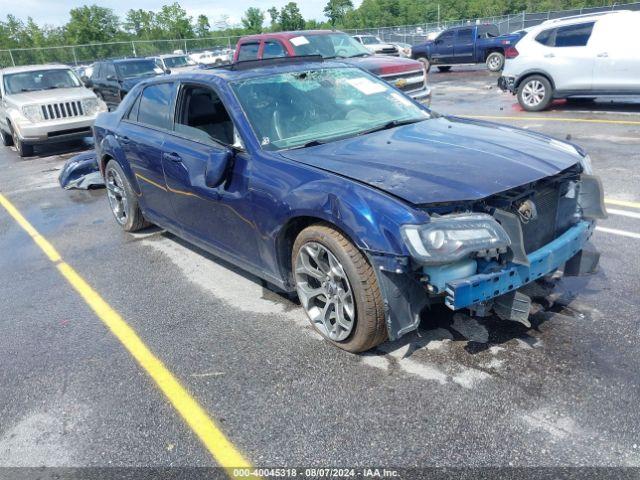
top-left (1, 67), bottom-right (639, 475)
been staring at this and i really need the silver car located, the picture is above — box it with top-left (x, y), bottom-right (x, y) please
top-left (0, 64), bottom-right (107, 156)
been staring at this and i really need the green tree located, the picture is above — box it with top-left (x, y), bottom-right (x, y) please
top-left (323, 0), bottom-right (354, 26)
top-left (195, 14), bottom-right (210, 37)
top-left (241, 7), bottom-right (265, 33)
top-left (65, 5), bottom-right (120, 44)
top-left (267, 7), bottom-right (280, 30)
top-left (155, 3), bottom-right (193, 39)
top-left (279, 2), bottom-right (305, 31)
top-left (124, 9), bottom-right (156, 38)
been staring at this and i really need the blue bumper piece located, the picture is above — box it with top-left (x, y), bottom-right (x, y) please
top-left (444, 220), bottom-right (595, 310)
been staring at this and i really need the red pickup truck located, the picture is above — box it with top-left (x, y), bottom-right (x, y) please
top-left (233, 30), bottom-right (431, 104)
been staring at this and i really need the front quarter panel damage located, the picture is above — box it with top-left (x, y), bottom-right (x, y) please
top-left (367, 252), bottom-right (429, 341)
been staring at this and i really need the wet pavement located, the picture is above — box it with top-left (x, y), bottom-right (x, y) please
top-left (0, 67), bottom-right (639, 470)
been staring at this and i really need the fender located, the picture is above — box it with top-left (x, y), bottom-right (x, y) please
top-left (278, 177), bottom-right (426, 255)
top-left (98, 134), bottom-right (143, 196)
top-left (514, 69), bottom-right (557, 90)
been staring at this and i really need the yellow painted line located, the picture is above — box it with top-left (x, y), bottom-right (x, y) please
top-left (457, 114), bottom-right (640, 126)
top-left (605, 198), bottom-right (640, 210)
top-left (0, 192), bottom-right (252, 475)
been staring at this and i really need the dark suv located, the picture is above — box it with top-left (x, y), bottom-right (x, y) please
top-left (88, 58), bottom-right (165, 110)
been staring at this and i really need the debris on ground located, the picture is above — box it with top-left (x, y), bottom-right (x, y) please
top-left (58, 150), bottom-right (103, 190)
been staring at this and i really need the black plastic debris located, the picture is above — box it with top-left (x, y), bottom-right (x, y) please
top-left (59, 150), bottom-right (104, 190)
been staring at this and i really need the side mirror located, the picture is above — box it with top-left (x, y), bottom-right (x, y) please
top-left (106, 74), bottom-right (117, 81)
top-left (81, 76), bottom-right (92, 87)
top-left (205, 148), bottom-right (234, 188)
top-left (165, 69), bottom-right (171, 75)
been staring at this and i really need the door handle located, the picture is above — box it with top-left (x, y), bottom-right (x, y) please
top-left (163, 152), bottom-right (182, 163)
top-left (597, 52), bottom-right (608, 58)
top-left (544, 53), bottom-right (555, 58)
top-left (118, 134), bottom-right (130, 144)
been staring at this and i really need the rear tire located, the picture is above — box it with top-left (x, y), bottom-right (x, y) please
top-left (292, 224), bottom-right (387, 353)
top-left (437, 66), bottom-right (452, 72)
top-left (105, 160), bottom-right (150, 232)
top-left (486, 52), bottom-right (505, 72)
top-left (517, 75), bottom-right (553, 112)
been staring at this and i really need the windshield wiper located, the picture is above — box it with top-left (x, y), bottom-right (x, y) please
top-left (296, 139), bottom-right (327, 149)
top-left (358, 118), bottom-right (425, 136)
top-left (348, 52), bottom-right (371, 58)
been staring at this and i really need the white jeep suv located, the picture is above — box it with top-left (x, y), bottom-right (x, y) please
top-left (0, 64), bottom-right (107, 156)
top-left (499, 11), bottom-right (640, 111)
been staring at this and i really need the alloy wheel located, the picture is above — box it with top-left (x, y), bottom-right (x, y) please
top-left (295, 242), bottom-right (356, 341)
top-left (106, 167), bottom-right (129, 225)
top-left (488, 55), bottom-right (501, 70)
top-left (522, 80), bottom-right (546, 107)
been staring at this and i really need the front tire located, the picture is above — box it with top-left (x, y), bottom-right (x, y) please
top-left (486, 52), bottom-right (505, 72)
top-left (105, 160), bottom-right (149, 232)
top-left (1, 129), bottom-right (13, 147)
top-left (415, 56), bottom-right (431, 73)
top-left (517, 75), bottom-right (553, 111)
top-left (11, 128), bottom-right (33, 157)
top-left (292, 224), bottom-right (387, 353)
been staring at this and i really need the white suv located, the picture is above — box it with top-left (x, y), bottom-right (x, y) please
top-left (499, 11), bottom-right (640, 111)
top-left (0, 64), bottom-right (107, 156)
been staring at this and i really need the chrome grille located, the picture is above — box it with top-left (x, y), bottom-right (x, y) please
top-left (41, 101), bottom-right (84, 120)
top-left (380, 69), bottom-right (427, 95)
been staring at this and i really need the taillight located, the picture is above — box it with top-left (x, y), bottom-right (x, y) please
top-left (505, 46), bottom-right (519, 59)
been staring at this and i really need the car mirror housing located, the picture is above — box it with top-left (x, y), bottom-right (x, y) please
top-left (205, 149), bottom-right (234, 188)
top-left (106, 74), bottom-right (117, 81)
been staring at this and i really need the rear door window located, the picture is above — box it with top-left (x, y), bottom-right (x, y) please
top-left (237, 43), bottom-right (260, 61)
top-left (555, 22), bottom-right (594, 47)
top-left (535, 22), bottom-right (594, 47)
top-left (137, 82), bottom-right (175, 130)
top-left (263, 40), bottom-right (287, 59)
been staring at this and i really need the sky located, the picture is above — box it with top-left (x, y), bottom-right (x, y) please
top-left (0, 0), bottom-right (363, 27)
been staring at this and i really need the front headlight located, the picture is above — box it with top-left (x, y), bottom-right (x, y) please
top-left (21, 105), bottom-right (43, 123)
top-left (579, 154), bottom-right (593, 175)
top-left (82, 97), bottom-right (107, 116)
top-left (401, 213), bottom-right (511, 265)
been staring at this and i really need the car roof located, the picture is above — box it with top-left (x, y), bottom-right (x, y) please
top-left (109, 58), bottom-right (155, 64)
top-left (0, 64), bottom-right (72, 75)
top-left (530, 10), bottom-right (633, 33)
top-left (239, 30), bottom-right (343, 42)
top-left (145, 59), bottom-right (351, 83)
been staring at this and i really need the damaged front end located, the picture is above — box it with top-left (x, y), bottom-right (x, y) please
top-left (370, 165), bottom-right (607, 340)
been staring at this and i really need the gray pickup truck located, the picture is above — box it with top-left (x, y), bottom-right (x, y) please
top-left (0, 64), bottom-right (106, 156)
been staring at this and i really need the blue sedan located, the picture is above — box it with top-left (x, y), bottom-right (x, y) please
top-left (93, 59), bottom-right (606, 352)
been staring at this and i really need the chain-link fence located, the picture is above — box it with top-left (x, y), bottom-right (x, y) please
top-left (1, 2), bottom-right (639, 67)
top-left (0, 36), bottom-right (240, 68)
top-left (344, 2), bottom-right (640, 45)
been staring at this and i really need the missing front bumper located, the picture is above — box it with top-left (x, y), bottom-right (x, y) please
top-left (444, 220), bottom-right (595, 311)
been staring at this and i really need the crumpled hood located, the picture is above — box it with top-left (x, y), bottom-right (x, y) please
top-left (7, 87), bottom-right (96, 106)
top-left (280, 116), bottom-right (582, 205)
